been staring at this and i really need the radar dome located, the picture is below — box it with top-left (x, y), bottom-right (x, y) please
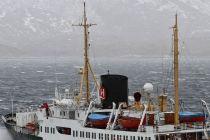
top-left (143, 83), bottom-right (153, 93)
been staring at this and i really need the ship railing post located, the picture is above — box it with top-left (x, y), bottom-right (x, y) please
top-left (106, 102), bottom-right (116, 129)
top-left (111, 103), bottom-right (123, 130)
top-left (83, 101), bottom-right (94, 126)
top-left (137, 104), bottom-right (147, 132)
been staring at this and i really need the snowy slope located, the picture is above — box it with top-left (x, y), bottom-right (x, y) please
top-left (0, 0), bottom-right (209, 57)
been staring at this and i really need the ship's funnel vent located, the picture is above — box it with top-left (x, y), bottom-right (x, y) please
top-left (134, 92), bottom-right (141, 102)
top-left (100, 74), bottom-right (128, 109)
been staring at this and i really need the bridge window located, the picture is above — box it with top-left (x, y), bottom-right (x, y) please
top-left (56, 126), bottom-right (71, 135)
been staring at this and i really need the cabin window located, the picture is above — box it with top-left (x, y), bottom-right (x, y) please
top-left (69, 111), bottom-right (75, 119)
top-left (99, 133), bottom-right (104, 140)
top-left (111, 134), bottom-right (116, 140)
top-left (123, 136), bottom-right (128, 140)
top-left (117, 135), bottom-right (122, 140)
top-left (76, 131), bottom-right (78, 137)
top-left (99, 133), bottom-right (101, 139)
top-left (105, 134), bottom-right (109, 140)
top-left (45, 127), bottom-right (49, 133)
top-left (40, 126), bottom-right (42, 132)
top-left (63, 111), bottom-right (66, 116)
top-left (73, 131), bottom-right (75, 137)
top-left (86, 132), bottom-right (90, 138)
top-left (141, 137), bottom-right (143, 140)
top-left (148, 138), bottom-right (151, 140)
top-left (92, 133), bottom-right (96, 139)
top-left (80, 131), bottom-right (84, 137)
top-left (101, 133), bottom-right (104, 140)
top-left (56, 126), bottom-right (71, 135)
top-left (53, 128), bottom-right (55, 134)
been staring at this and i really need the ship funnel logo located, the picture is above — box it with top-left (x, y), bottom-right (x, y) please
top-left (99, 87), bottom-right (106, 100)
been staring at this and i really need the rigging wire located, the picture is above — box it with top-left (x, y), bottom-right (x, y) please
top-left (163, 32), bottom-right (174, 94)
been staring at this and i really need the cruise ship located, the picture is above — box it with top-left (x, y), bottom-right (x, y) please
top-left (2, 1), bottom-right (210, 140)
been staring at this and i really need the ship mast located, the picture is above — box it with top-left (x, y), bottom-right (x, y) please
top-left (173, 14), bottom-right (179, 127)
top-left (73, 0), bottom-right (97, 104)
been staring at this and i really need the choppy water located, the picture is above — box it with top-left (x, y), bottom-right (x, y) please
top-left (0, 57), bottom-right (210, 140)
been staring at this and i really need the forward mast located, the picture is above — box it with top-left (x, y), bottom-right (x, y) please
top-left (73, 0), bottom-right (98, 104)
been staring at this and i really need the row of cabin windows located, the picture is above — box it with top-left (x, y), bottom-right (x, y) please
top-left (40, 126), bottom-right (55, 134)
top-left (72, 130), bottom-right (151, 140)
top-left (41, 126), bottom-right (151, 140)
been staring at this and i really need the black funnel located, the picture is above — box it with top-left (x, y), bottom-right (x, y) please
top-left (100, 74), bottom-right (128, 109)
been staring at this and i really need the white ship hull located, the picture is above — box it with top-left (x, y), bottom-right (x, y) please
top-left (2, 111), bottom-right (210, 140)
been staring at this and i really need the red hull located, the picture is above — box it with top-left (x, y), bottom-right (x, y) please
top-left (88, 120), bottom-right (108, 128)
top-left (180, 116), bottom-right (205, 123)
top-left (118, 116), bottom-right (146, 129)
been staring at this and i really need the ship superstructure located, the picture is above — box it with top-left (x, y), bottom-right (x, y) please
top-left (2, 1), bottom-right (210, 140)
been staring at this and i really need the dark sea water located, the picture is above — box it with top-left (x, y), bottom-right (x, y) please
top-left (0, 57), bottom-right (210, 140)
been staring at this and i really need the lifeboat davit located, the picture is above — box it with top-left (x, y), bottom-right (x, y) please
top-left (87, 113), bottom-right (111, 128)
top-left (179, 111), bottom-right (206, 123)
top-left (118, 116), bottom-right (146, 130)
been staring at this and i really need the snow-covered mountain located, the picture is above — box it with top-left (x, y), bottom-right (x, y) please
top-left (0, 0), bottom-right (209, 57)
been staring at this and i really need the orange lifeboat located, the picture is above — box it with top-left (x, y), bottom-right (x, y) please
top-left (118, 116), bottom-right (146, 130)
